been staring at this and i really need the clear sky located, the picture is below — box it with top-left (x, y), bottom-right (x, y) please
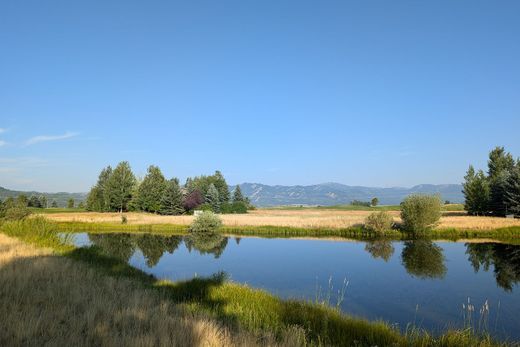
top-left (1, 1), bottom-right (519, 192)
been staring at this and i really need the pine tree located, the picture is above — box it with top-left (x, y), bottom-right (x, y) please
top-left (205, 183), bottom-right (220, 212)
top-left (107, 161), bottom-right (136, 212)
top-left (137, 165), bottom-right (167, 213)
top-left (213, 171), bottom-right (230, 203)
top-left (462, 166), bottom-right (490, 215)
top-left (488, 147), bottom-right (515, 179)
top-left (489, 170), bottom-right (510, 216)
top-left (506, 165), bottom-right (520, 215)
top-left (232, 185), bottom-right (244, 202)
top-left (51, 200), bottom-right (58, 208)
top-left (86, 166), bottom-right (112, 211)
top-left (67, 198), bottom-right (75, 208)
top-left (160, 178), bottom-right (184, 215)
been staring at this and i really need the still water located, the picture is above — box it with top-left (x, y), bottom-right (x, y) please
top-left (69, 233), bottom-right (520, 340)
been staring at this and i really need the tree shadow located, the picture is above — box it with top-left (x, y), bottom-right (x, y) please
top-left (0, 248), bottom-right (235, 346)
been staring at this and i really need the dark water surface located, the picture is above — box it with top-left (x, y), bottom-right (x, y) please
top-left (69, 233), bottom-right (520, 340)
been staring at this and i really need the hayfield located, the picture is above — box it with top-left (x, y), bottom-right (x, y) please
top-left (42, 208), bottom-right (520, 230)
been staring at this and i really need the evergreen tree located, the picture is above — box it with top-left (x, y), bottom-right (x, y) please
top-left (488, 146), bottom-right (515, 179)
top-left (213, 171), bottom-right (230, 203)
top-left (67, 198), bottom-right (75, 208)
top-left (506, 165), bottom-right (520, 215)
top-left (160, 178), bottom-right (184, 215)
top-left (86, 166), bottom-right (112, 211)
top-left (51, 200), bottom-right (58, 208)
top-left (137, 165), bottom-right (167, 213)
top-left (107, 161), bottom-right (136, 212)
top-left (29, 195), bottom-right (42, 208)
top-left (462, 166), bottom-right (490, 215)
top-left (489, 170), bottom-right (510, 216)
top-left (205, 183), bottom-right (220, 212)
top-left (232, 185), bottom-right (244, 202)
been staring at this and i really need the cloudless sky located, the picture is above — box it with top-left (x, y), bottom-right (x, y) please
top-left (1, 0), bottom-right (519, 192)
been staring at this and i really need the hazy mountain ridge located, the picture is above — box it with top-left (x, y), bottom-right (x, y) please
top-left (239, 182), bottom-right (463, 206)
top-left (1, 182), bottom-right (463, 208)
top-left (0, 187), bottom-right (87, 207)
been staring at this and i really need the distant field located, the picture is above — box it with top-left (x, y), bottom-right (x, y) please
top-left (29, 208), bottom-right (87, 214)
top-left (264, 204), bottom-right (464, 211)
top-left (41, 206), bottom-right (520, 231)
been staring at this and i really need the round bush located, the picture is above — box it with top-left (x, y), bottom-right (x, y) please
top-left (364, 211), bottom-right (394, 234)
top-left (4, 206), bottom-right (32, 221)
top-left (189, 211), bottom-right (222, 234)
top-left (400, 194), bottom-right (442, 233)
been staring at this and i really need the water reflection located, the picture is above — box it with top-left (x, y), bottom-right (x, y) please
top-left (466, 243), bottom-right (520, 291)
top-left (401, 240), bottom-right (447, 279)
top-left (364, 240), bottom-right (395, 262)
top-left (184, 233), bottom-right (228, 259)
top-left (83, 233), bottom-right (520, 291)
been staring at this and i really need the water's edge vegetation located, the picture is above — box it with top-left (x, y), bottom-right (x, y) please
top-left (53, 220), bottom-right (520, 241)
top-left (0, 217), bottom-right (514, 346)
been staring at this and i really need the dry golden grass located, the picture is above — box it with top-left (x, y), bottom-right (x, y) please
top-left (0, 234), bottom-right (300, 347)
top-left (43, 209), bottom-right (520, 230)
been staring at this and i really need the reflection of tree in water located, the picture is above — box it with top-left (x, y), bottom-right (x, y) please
top-left (466, 243), bottom-right (520, 292)
top-left (364, 240), bottom-right (395, 262)
top-left (401, 240), bottom-right (446, 279)
top-left (88, 233), bottom-right (182, 267)
top-left (89, 233), bottom-right (136, 262)
top-left (137, 235), bottom-right (182, 267)
top-left (185, 233), bottom-right (228, 258)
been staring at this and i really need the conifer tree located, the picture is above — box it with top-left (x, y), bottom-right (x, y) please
top-left (137, 165), bottom-right (167, 213)
top-left (232, 185), bottom-right (244, 202)
top-left (506, 165), bottom-right (520, 215)
top-left (205, 183), bottom-right (220, 212)
top-left (463, 165), bottom-right (490, 215)
top-left (213, 171), bottom-right (230, 203)
top-left (107, 161), bottom-right (136, 212)
top-left (160, 178), bottom-right (184, 215)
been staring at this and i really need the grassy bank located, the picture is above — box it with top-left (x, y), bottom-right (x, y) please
top-left (53, 220), bottom-right (520, 241)
top-left (0, 217), bottom-right (512, 346)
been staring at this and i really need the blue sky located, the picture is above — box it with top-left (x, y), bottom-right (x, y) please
top-left (1, 1), bottom-right (519, 192)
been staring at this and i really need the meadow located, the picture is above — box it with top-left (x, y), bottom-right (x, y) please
top-left (42, 207), bottom-right (520, 231)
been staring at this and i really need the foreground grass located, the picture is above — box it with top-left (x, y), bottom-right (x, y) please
top-left (0, 217), bottom-right (514, 346)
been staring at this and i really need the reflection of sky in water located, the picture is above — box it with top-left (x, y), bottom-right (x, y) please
top-left (68, 233), bottom-right (520, 340)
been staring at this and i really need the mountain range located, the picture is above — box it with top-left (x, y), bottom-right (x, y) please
top-left (238, 182), bottom-right (464, 206)
top-left (1, 182), bottom-right (464, 208)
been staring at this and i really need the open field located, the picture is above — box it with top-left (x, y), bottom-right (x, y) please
top-left (42, 208), bottom-right (520, 231)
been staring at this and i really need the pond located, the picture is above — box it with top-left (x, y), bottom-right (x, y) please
top-left (68, 232), bottom-right (520, 340)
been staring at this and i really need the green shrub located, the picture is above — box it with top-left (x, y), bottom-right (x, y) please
top-left (221, 201), bottom-right (248, 214)
top-left (400, 194), bottom-right (442, 233)
top-left (3, 206), bottom-right (32, 221)
top-left (189, 211), bottom-right (222, 234)
top-left (364, 211), bottom-right (393, 234)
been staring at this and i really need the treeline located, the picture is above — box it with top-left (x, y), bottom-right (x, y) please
top-left (86, 162), bottom-right (252, 214)
top-left (463, 146), bottom-right (520, 216)
top-left (0, 195), bottom-right (61, 209)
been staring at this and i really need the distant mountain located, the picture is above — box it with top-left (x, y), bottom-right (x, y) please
top-left (0, 186), bottom-right (87, 208)
top-left (238, 182), bottom-right (463, 207)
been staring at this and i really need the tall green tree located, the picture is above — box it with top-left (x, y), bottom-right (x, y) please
top-left (505, 164), bottom-right (520, 216)
top-left (213, 171), bottom-right (230, 203)
top-left (137, 165), bottom-right (167, 213)
top-left (232, 185), bottom-right (244, 202)
top-left (462, 165), bottom-right (490, 215)
top-left (107, 161), bottom-right (136, 212)
top-left (160, 178), bottom-right (184, 215)
top-left (67, 198), bottom-right (75, 208)
top-left (488, 146), bottom-right (515, 179)
top-left (39, 195), bottom-right (48, 208)
top-left (205, 183), bottom-right (220, 212)
top-left (51, 200), bottom-right (58, 208)
top-left (86, 166), bottom-right (113, 211)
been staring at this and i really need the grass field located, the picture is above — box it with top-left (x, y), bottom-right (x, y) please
top-left (0, 218), bottom-right (508, 346)
top-left (42, 208), bottom-right (520, 231)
